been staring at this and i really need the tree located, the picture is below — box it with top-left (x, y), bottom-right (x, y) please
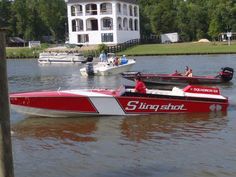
top-left (38, 0), bottom-right (67, 41)
top-left (148, 0), bottom-right (177, 34)
top-left (11, 0), bottom-right (28, 39)
top-left (176, 1), bottom-right (191, 41)
top-left (0, 0), bottom-right (12, 28)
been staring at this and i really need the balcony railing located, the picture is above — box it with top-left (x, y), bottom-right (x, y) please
top-left (85, 10), bottom-right (97, 15)
top-left (100, 9), bottom-right (112, 15)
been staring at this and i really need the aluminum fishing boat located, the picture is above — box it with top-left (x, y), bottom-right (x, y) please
top-left (10, 85), bottom-right (228, 117)
top-left (122, 67), bottom-right (234, 85)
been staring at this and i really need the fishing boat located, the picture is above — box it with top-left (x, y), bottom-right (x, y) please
top-left (122, 67), bottom-right (234, 86)
top-left (10, 85), bottom-right (228, 117)
top-left (80, 54), bottom-right (136, 76)
top-left (38, 52), bottom-right (88, 64)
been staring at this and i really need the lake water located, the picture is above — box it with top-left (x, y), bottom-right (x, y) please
top-left (7, 54), bottom-right (236, 177)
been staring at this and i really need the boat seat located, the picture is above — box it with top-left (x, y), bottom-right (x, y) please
top-left (171, 87), bottom-right (185, 96)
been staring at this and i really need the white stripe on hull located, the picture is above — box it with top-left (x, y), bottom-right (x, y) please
top-left (89, 97), bottom-right (125, 115)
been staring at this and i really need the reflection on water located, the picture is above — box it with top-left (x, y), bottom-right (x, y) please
top-left (121, 112), bottom-right (228, 142)
top-left (12, 112), bottom-right (227, 144)
top-left (12, 117), bottom-right (99, 143)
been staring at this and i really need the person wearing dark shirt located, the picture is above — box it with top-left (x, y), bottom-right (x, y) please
top-left (134, 75), bottom-right (147, 94)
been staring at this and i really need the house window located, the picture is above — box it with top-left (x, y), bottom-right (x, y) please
top-left (123, 4), bottom-right (127, 16)
top-left (117, 3), bottom-right (121, 14)
top-left (129, 19), bottom-right (133, 31)
top-left (86, 18), bottom-right (98, 31)
top-left (78, 19), bottom-right (83, 31)
top-left (117, 17), bottom-right (122, 30)
top-left (134, 19), bottom-right (138, 31)
top-left (123, 18), bottom-right (128, 30)
top-left (76, 5), bottom-right (83, 15)
top-left (134, 6), bottom-right (138, 17)
top-left (86, 4), bottom-right (97, 15)
top-left (71, 6), bottom-right (76, 16)
top-left (78, 34), bottom-right (89, 43)
top-left (101, 18), bottom-right (113, 30)
top-left (72, 19), bottom-right (84, 31)
top-left (72, 20), bottom-right (76, 31)
top-left (100, 3), bottom-right (112, 14)
top-left (101, 33), bottom-right (113, 42)
top-left (129, 5), bottom-right (133, 16)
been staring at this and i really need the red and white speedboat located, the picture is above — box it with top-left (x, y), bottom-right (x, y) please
top-left (10, 85), bottom-right (228, 117)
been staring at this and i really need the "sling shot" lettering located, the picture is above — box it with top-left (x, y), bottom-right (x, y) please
top-left (125, 101), bottom-right (187, 112)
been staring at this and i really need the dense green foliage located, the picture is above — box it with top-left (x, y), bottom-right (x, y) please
top-left (0, 0), bottom-right (236, 42)
top-left (0, 0), bottom-right (66, 42)
top-left (138, 0), bottom-right (236, 41)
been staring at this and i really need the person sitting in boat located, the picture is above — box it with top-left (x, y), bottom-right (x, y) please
top-left (134, 75), bottom-right (147, 94)
top-left (188, 69), bottom-right (193, 77)
top-left (184, 66), bottom-right (192, 76)
top-left (99, 51), bottom-right (107, 62)
top-left (120, 55), bottom-right (128, 65)
top-left (113, 56), bottom-right (119, 66)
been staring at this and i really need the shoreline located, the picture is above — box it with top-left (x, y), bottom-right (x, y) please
top-left (6, 42), bottom-right (236, 59)
top-left (6, 52), bottom-right (236, 59)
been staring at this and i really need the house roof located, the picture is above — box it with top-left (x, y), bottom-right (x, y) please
top-left (65, 0), bottom-right (138, 4)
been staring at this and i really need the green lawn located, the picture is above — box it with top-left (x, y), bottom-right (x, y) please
top-left (119, 42), bottom-right (236, 56)
top-left (6, 44), bottom-right (49, 59)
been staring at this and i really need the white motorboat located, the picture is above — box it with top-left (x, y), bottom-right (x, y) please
top-left (80, 54), bottom-right (136, 76)
top-left (38, 52), bottom-right (87, 64)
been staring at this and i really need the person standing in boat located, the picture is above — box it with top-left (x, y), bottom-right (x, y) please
top-left (134, 75), bottom-right (147, 94)
top-left (99, 51), bottom-right (107, 62)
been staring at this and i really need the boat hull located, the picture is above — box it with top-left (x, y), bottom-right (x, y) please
top-left (80, 60), bottom-right (136, 76)
top-left (10, 86), bottom-right (228, 117)
top-left (122, 72), bottom-right (230, 86)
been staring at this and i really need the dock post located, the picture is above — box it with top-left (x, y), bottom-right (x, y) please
top-left (0, 28), bottom-right (15, 177)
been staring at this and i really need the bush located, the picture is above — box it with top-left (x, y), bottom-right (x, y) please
top-left (98, 43), bottom-right (108, 53)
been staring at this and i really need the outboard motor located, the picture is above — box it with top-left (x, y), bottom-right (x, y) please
top-left (85, 62), bottom-right (94, 76)
top-left (86, 55), bottom-right (93, 62)
top-left (82, 55), bottom-right (94, 75)
top-left (219, 67), bottom-right (234, 82)
top-left (84, 56), bottom-right (94, 75)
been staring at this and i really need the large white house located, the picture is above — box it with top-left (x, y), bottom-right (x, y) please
top-left (65, 0), bottom-right (140, 45)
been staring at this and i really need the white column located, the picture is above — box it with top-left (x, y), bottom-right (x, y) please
top-left (82, 4), bottom-right (86, 31)
top-left (112, 2), bottom-right (117, 44)
top-left (97, 3), bottom-right (102, 43)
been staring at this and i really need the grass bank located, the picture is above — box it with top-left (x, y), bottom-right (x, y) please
top-left (6, 44), bottom-right (49, 59)
top-left (119, 42), bottom-right (236, 56)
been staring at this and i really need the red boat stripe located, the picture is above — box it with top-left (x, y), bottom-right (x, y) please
top-left (10, 95), bottom-right (98, 113)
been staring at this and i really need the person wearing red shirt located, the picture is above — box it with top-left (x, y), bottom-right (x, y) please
top-left (134, 75), bottom-right (147, 94)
